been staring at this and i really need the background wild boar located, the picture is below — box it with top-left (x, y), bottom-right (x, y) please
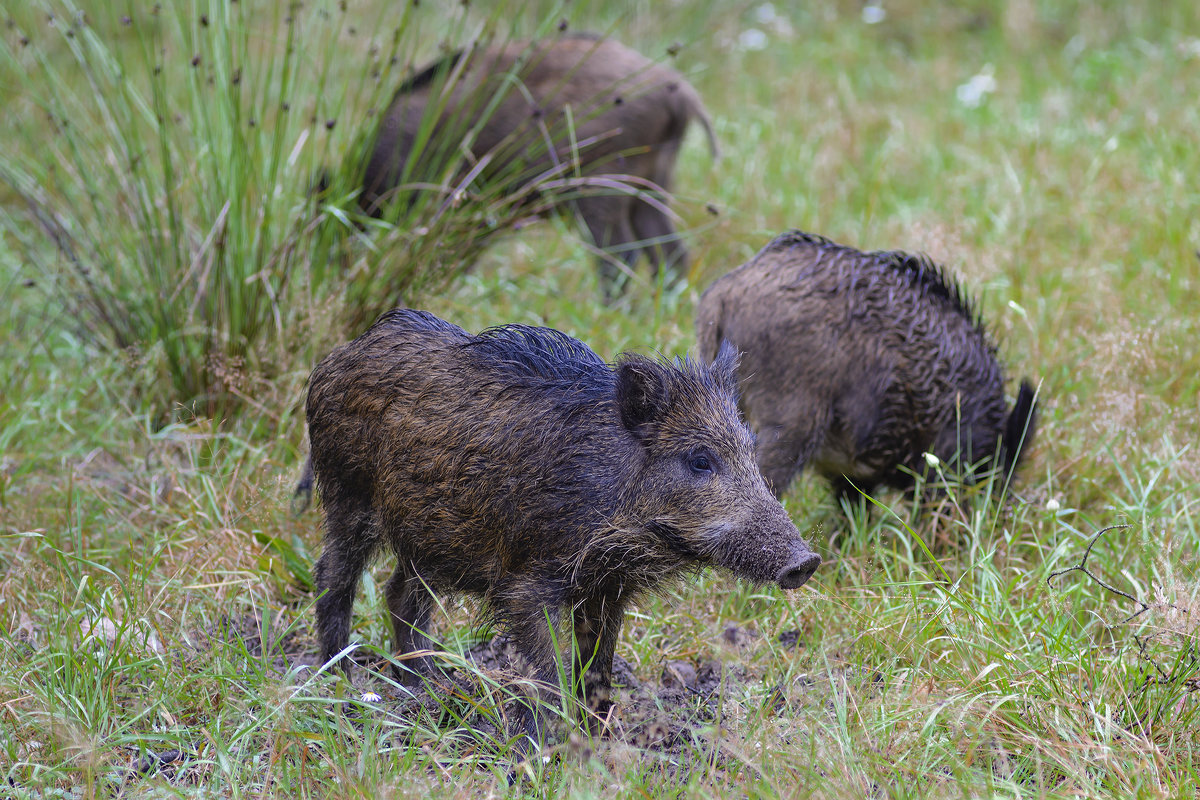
top-left (696, 230), bottom-right (1038, 501)
top-left (303, 309), bottom-right (818, 742)
top-left (357, 33), bottom-right (719, 289)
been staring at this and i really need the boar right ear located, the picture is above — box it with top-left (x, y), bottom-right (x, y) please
top-left (615, 356), bottom-right (670, 440)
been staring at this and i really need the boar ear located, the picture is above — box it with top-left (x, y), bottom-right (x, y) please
top-left (711, 340), bottom-right (742, 397)
top-left (615, 356), bottom-right (670, 440)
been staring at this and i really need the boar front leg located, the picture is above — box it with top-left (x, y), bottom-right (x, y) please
top-left (498, 592), bottom-right (568, 753)
top-left (572, 593), bottom-right (624, 734)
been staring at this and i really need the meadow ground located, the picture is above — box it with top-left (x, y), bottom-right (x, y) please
top-left (1, 1), bottom-right (1198, 797)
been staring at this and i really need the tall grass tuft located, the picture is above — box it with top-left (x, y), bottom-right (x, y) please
top-left (0, 1), bottom-right (637, 418)
top-left (2, 1), bottom-right (355, 416)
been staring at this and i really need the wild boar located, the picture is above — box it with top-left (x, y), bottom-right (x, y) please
top-left (302, 309), bottom-right (818, 744)
top-left (696, 230), bottom-right (1038, 500)
top-left (358, 34), bottom-right (719, 290)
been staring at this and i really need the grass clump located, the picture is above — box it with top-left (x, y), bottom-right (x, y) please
top-left (0, 0), bottom-right (639, 417)
top-left (2, 1), bottom-right (348, 416)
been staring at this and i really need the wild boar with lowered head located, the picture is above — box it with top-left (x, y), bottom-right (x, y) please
top-left (696, 230), bottom-right (1038, 501)
top-left (357, 33), bottom-right (719, 291)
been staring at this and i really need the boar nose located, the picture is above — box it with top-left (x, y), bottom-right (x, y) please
top-left (776, 551), bottom-right (821, 590)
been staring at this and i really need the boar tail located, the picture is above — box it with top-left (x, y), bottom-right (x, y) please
top-left (292, 456), bottom-right (315, 515)
top-left (1001, 379), bottom-right (1038, 479)
top-left (675, 79), bottom-right (720, 161)
top-left (693, 101), bottom-right (721, 161)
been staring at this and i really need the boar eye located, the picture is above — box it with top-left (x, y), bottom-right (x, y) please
top-left (687, 452), bottom-right (714, 475)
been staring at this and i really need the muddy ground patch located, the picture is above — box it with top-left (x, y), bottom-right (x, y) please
top-left (207, 608), bottom-right (822, 774)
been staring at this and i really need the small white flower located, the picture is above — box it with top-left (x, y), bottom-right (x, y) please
top-left (923, 452), bottom-right (940, 468)
top-left (753, 3), bottom-right (778, 24)
top-left (751, 2), bottom-right (794, 35)
top-left (862, 4), bottom-right (886, 24)
top-left (360, 691), bottom-right (382, 703)
top-left (737, 28), bottom-right (768, 51)
top-left (1104, 136), bottom-right (1118, 153)
top-left (956, 65), bottom-right (997, 108)
top-left (1046, 498), bottom-right (1061, 512)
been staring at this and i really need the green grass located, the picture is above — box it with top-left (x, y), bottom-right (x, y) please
top-left (3, 0), bottom-right (1200, 797)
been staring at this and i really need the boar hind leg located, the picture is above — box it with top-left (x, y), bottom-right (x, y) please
top-left (314, 499), bottom-right (377, 672)
top-left (572, 594), bottom-right (623, 733)
top-left (384, 563), bottom-right (437, 684)
top-left (630, 198), bottom-right (687, 279)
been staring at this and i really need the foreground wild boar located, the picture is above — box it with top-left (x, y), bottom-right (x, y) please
top-left (696, 230), bottom-right (1038, 500)
top-left (359, 33), bottom-right (719, 287)
top-left (303, 309), bottom-right (818, 741)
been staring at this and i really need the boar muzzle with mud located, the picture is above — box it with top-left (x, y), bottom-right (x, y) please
top-left (301, 309), bottom-right (818, 744)
top-left (697, 230), bottom-right (1038, 501)
top-left (356, 34), bottom-right (719, 290)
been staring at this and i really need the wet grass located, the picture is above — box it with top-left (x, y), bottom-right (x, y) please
top-left (2, 0), bottom-right (1199, 797)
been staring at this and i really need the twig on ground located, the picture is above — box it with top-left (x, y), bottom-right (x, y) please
top-left (1047, 524), bottom-right (1190, 624)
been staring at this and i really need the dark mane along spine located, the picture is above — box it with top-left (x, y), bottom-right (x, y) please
top-left (872, 248), bottom-right (983, 330)
top-left (768, 227), bottom-right (984, 328)
top-left (465, 324), bottom-right (610, 386)
top-left (767, 229), bottom-right (838, 255)
top-left (372, 307), bottom-right (464, 336)
top-left (769, 230), bottom-right (982, 328)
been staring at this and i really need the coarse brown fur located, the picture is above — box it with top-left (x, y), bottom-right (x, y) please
top-left (359, 33), bottom-right (720, 289)
top-left (696, 230), bottom-right (1038, 501)
top-left (302, 309), bottom-right (817, 745)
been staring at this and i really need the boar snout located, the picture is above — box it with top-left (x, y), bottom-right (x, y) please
top-left (777, 548), bottom-right (821, 590)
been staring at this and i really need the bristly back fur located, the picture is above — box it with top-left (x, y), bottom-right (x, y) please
top-left (394, 33), bottom-right (601, 100)
top-left (374, 307), bottom-right (462, 336)
top-left (466, 323), bottom-right (608, 384)
top-left (770, 229), bottom-right (983, 330)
